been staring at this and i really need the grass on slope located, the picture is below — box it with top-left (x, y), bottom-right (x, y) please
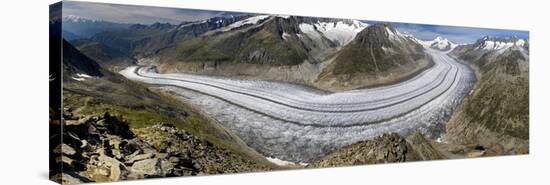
top-left (461, 50), bottom-right (529, 140)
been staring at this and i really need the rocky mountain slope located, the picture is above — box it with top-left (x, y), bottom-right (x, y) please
top-left (307, 132), bottom-right (445, 168)
top-left (317, 24), bottom-right (431, 90)
top-left (51, 111), bottom-right (276, 184)
top-left (445, 36), bottom-right (529, 155)
top-left (143, 15), bottom-right (370, 89)
top-left (155, 16), bottom-right (366, 66)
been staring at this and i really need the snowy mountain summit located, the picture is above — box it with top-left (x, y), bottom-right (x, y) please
top-left (418, 36), bottom-right (457, 51)
top-left (298, 19), bottom-right (368, 47)
top-left (473, 36), bottom-right (526, 52)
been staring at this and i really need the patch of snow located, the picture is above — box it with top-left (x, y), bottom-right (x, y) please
top-left (281, 32), bottom-right (292, 41)
top-left (72, 73), bottom-right (93, 81)
top-left (72, 77), bottom-right (86, 81)
top-left (276, 15), bottom-right (290, 19)
top-left (222, 15), bottom-right (270, 32)
top-left (76, 73), bottom-right (92, 78)
top-left (266, 157), bottom-right (297, 166)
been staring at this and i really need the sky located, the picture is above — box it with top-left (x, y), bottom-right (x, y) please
top-left (63, 1), bottom-right (528, 44)
top-left (370, 21), bottom-right (529, 44)
top-left (62, 1), bottom-right (244, 24)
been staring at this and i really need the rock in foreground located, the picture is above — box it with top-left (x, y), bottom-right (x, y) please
top-left (50, 111), bottom-right (273, 184)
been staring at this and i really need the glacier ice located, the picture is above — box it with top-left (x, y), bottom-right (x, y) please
top-left (120, 49), bottom-right (475, 162)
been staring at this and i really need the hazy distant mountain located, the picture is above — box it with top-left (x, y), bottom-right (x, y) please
top-left (62, 15), bottom-right (131, 39)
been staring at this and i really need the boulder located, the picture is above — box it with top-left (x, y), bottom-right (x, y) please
top-left (130, 158), bottom-right (162, 178)
top-left (127, 153), bottom-right (154, 164)
top-left (54, 144), bottom-right (77, 156)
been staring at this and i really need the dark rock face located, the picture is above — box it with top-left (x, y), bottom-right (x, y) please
top-left (62, 39), bottom-right (104, 78)
top-left (70, 39), bottom-right (137, 72)
top-left (50, 111), bottom-right (271, 184)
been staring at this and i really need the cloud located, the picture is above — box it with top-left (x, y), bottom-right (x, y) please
top-left (63, 1), bottom-right (244, 24)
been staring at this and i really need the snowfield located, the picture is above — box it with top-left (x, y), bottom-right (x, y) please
top-left (222, 15), bottom-right (269, 32)
top-left (120, 49), bottom-right (475, 162)
top-left (299, 20), bottom-right (367, 47)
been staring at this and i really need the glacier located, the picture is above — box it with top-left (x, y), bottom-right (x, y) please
top-left (120, 49), bottom-right (475, 162)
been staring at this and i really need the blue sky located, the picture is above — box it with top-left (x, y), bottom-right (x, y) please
top-left (63, 1), bottom-right (528, 44)
top-left (367, 21), bottom-right (529, 44)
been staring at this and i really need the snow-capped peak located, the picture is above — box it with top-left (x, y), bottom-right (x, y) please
top-left (306, 20), bottom-right (368, 46)
top-left (63, 15), bottom-right (100, 23)
top-left (222, 15), bottom-right (270, 32)
top-left (416, 36), bottom-right (456, 51)
top-left (298, 19), bottom-right (368, 47)
top-left (384, 25), bottom-right (414, 43)
top-left (474, 36), bottom-right (526, 51)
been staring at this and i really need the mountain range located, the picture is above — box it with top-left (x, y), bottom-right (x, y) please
top-left (64, 15), bottom-right (527, 93)
top-left (54, 10), bottom-right (529, 183)
top-left (66, 15), bottom-right (439, 91)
